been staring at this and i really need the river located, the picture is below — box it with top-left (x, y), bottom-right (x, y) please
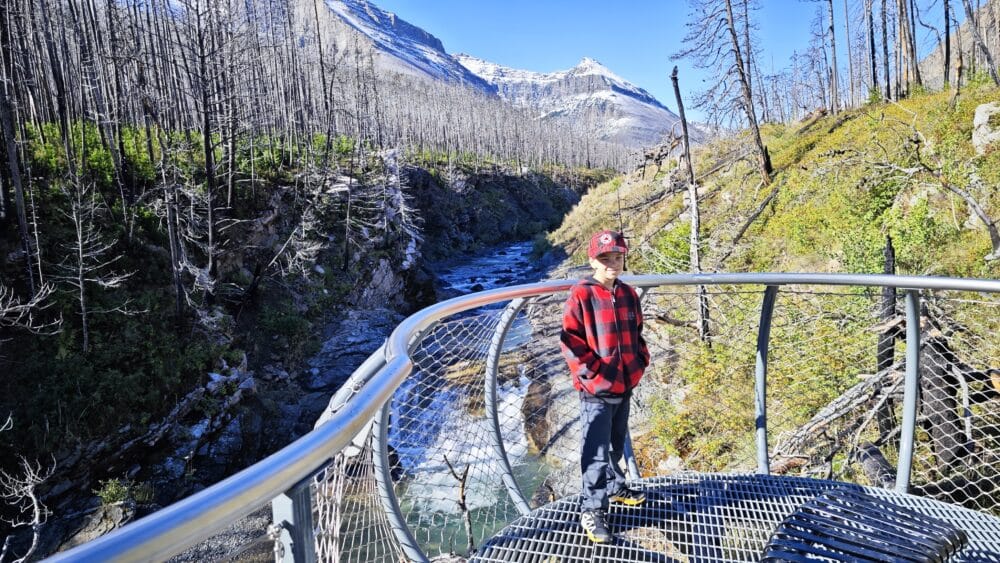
top-left (434, 240), bottom-right (542, 298)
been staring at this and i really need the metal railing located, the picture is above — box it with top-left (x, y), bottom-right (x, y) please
top-left (47, 273), bottom-right (1000, 562)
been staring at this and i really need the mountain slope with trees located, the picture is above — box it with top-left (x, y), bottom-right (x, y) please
top-left (0, 135), bottom-right (605, 556)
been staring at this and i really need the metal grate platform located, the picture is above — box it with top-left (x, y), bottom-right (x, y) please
top-left (470, 474), bottom-right (1000, 563)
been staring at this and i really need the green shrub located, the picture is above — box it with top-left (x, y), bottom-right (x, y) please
top-left (334, 135), bottom-right (355, 156)
top-left (94, 478), bottom-right (131, 505)
top-left (94, 478), bottom-right (155, 505)
top-left (531, 233), bottom-right (553, 259)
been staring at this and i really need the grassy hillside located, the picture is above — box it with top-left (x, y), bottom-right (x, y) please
top-left (552, 81), bottom-right (1000, 280)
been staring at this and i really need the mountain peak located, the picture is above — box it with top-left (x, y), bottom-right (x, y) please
top-left (323, 0), bottom-right (494, 92)
top-left (576, 57), bottom-right (604, 69)
top-left (571, 57), bottom-right (624, 83)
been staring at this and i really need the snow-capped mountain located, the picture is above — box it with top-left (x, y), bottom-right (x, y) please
top-left (456, 54), bottom-right (682, 149)
top-left (311, 0), bottom-right (494, 91)
top-left (316, 0), bottom-right (680, 149)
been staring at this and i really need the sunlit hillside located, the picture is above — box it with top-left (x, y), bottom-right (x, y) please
top-left (551, 81), bottom-right (1000, 281)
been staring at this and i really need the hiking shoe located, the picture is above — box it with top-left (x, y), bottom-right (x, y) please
top-left (580, 509), bottom-right (613, 543)
top-left (609, 486), bottom-right (646, 506)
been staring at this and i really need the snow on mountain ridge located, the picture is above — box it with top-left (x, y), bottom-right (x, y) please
top-left (570, 57), bottom-right (626, 84)
top-left (454, 53), bottom-right (679, 148)
top-left (455, 54), bottom-right (669, 112)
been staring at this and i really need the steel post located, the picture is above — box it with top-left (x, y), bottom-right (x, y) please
top-left (484, 298), bottom-right (532, 515)
top-left (896, 290), bottom-right (921, 493)
top-left (755, 286), bottom-right (779, 474)
top-left (271, 478), bottom-right (317, 563)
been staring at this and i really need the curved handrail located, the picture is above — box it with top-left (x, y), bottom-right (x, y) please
top-left (46, 273), bottom-right (1000, 562)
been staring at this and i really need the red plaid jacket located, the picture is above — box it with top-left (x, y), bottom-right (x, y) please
top-left (560, 277), bottom-right (650, 397)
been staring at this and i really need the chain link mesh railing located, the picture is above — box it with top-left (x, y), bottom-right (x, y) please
top-left (387, 311), bottom-right (523, 556)
top-left (50, 275), bottom-right (1000, 562)
top-left (310, 279), bottom-right (1000, 562)
top-left (314, 437), bottom-right (404, 562)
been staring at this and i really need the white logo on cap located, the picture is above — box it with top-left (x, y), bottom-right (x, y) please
top-left (599, 233), bottom-right (613, 245)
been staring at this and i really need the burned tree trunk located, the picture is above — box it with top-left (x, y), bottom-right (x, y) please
top-left (778, 315), bottom-right (991, 479)
top-left (875, 236), bottom-right (897, 438)
top-left (671, 66), bottom-right (710, 344)
top-left (0, 85), bottom-right (35, 294)
top-left (919, 336), bottom-right (975, 471)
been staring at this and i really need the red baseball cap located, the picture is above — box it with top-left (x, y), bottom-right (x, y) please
top-left (588, 230), bottom-right (628, 258)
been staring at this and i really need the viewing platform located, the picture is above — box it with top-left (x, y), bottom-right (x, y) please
top-left (49, 274), bottom-right (1000, 562)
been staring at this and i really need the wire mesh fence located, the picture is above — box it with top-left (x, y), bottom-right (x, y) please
top-left (311, 281), bottom-right (1000, 562)
top-left (315, 438), bottom-right (403, 562)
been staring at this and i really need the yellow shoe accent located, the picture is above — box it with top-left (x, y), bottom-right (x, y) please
top-left (609, 488), bottom-right (646, 506)
top-left (586, 529), bottom-right (610, 543)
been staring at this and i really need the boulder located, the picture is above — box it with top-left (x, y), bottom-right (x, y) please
top-left (56, 501), bottom-right (136, 552)
top-left (972, 102), bottom-right (1000, 155)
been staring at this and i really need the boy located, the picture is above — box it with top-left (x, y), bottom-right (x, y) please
top-left (560, 229), bottom-right (651, 543)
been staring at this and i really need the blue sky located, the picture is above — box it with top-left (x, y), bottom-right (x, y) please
top-left (372, 0), bottom-right (956, 121)
top-left (373, 0), bottom-right (817, 119)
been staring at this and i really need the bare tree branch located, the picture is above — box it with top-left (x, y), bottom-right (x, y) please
top-left (0, 416), bottom-right (55, 563)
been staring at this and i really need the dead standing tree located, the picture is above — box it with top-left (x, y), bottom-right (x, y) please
top-left (895, 0), bottom-right (923, 96)
top-left (52, 178), bottom-right (135, 353)
top-left (805, 0), bottom-right (841, 113)
top-left (0, 287), bottom-right (59, 562)
top-left (866, 0), bottom-right (880, 96)
top-left (0, 78), bottom-right (36, 296)
top-left (671, 67), bottom-right (710, 344)
top-left (674, 0), bottom-right (772, 186)
top-left (960, 0), bottom-right (1000, 85)
top-left (875, 236), bottom-right (897, 438)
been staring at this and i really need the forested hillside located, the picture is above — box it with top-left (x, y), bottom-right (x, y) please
top-left (0, 137), bottom-right (606, 542)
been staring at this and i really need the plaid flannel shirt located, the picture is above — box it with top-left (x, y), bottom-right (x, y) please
top-left (560, 277), bottom-right (650, 398)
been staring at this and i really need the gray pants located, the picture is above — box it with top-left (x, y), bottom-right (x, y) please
top-left (579, 395), bottom-right (630, 511)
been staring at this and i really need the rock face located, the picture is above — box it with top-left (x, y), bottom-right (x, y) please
top-left (306, 308), bottom-right (404, 393)
top-left (973, 102), bottom-right (1000, 155)
top-left (408, 167), bottom-right (581, 261)
top-left (299, 0), bottom-right (495, 92)
top-left (51, 501), bottom-right (137, 554)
